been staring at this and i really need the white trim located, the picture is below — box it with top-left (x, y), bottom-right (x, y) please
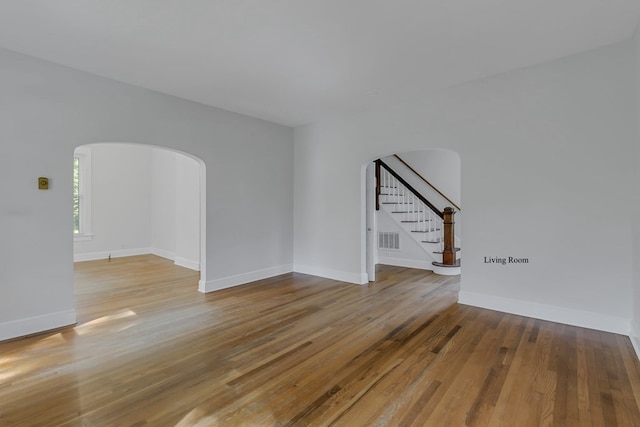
top-left (150, 247), bottom-right (175, 261)
top-left (73, 247), bottom-right (152, 262)
top-left (0, 310), bottom-right (76, 342)
top-left (174, 256), bottom-right (200, 271)
top-left (74, 146), bottom-right (92, 237)
top-left (73, 233), bottom-right (94, 242)
top-left (74, 247), bottom-right (180, 263)
top-left (631, 323), bottom-right (640, 362)
top-left (198, 264), bottom-right (293, 293)
top-left (378, 257), bottom-right (434, 271)
top-left (632, 337), bottom-right (640, 362)
top-left (431, 264), bottom-right (461, 276)
top-left (458, 291), bottom-right (630, 335)
top-left (293, 264), bottom-right (368, 285)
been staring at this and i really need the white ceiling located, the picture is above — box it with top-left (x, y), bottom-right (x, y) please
top-left (0, 1), bottom-right (639, 127)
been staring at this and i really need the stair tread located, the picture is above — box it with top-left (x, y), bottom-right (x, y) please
top-left (433, 248), bottom-right (461, 254)
top-left (432, 260), bottom-right (461, 268)
top-left (382, 202), bottom-right (415, 205)
top-left (391, 211), bottom-right (425, 214)
top-left (422, 240), bottom-right (441, 243)
top-left (411, 229), bottom-right (441, 232)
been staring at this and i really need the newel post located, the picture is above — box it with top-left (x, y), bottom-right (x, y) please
top-left (442, 207), bottom-right (456, 265)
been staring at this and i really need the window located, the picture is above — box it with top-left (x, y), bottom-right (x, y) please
top-left (73, 147), bottom-right (92, 241)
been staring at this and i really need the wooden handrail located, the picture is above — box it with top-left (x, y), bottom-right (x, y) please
top-left (376, 159), bottom-right (444, 219)
top-left (393, 154), bottom-right (461, 211)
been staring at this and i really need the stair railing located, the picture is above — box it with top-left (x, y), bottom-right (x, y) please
top-left (376, 160), bottom-right (442, 218)
top-left (375, 159), bottom-right (457, 266)
top-left (394, 154), bottom-right (461, 211)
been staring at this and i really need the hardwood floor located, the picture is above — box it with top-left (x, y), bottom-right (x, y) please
top-left (2, 255), bottom-right (640, 426)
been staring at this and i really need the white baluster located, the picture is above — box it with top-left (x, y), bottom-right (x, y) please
top-left (380, 168), bottom-right (387, 193)
top-left (384, 169), bottom-right (387, 193)
top-left (384, 170), bottom-right (388, 198)
top-left (390, 173), bottom-right (394, 204)
top-left (386, 170), bottom-right (390, 199)
top-left (411, 193), bottom-right (415, 225)
top-left (384, 170), bottom-right (388, 194)
top-left (429, 210), bottom-right (433, 234)
top-left (414, 198), bottom-right (417, 229)
top-left (402, 185), bottom-right (406, 221)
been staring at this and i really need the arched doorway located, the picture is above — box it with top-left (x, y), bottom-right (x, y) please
top-left (72, 143), bottom-right (207, 288)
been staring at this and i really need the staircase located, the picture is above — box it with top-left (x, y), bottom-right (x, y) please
top-left (376, 158), bottom-right (461, 276)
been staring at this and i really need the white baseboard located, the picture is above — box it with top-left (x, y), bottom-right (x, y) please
top-left (293, 264), bottom-right (368, 285)
top-left (0, 310), bottom-right (76, 342)
top-left (631, 324), bottom-right (640, 361)
top-left (199, 264), bottom-right (293, 293)
top-left (378, 257), bottom-right (434, 271)
top-left (74, 247), bottom-right (152, 262)
top-left (74, 247), bottom-right (182, 263)
top-left (459, 291), bottom-right (630, 335)
top-left (174, 256), bottom-right (200, 271)
top-left (150, 248), bottom-right (176, 261)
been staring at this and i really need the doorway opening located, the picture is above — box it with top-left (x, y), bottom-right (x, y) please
top-left (72, 143), bottom-right (207, 289)
top-left (364, 149), bottom-right (461, 282)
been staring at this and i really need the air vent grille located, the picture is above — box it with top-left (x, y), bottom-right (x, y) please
top-left (378, 232), bottom-right (400, 250)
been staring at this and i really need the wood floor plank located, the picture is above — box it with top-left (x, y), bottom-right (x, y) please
top-left (1, 255), bottom-right (640, 426)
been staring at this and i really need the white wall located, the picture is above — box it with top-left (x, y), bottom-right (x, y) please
top-left (632, 27), bottom-right (640, 350)
top-left (149, 147), bottom-right (201, 269)
top-left (384, 149), bottom-right (461, 208)
top-left (73, 144), bottom-right (200, 268)
top-left (175, 155), bottom-right (201, 270)
top-left (150, 147), bottom-right (177, 259)
top-left (376, 208), bottom-right (438, 270)
top-left (294, 41), bottom-right (635, 334)
top-left (73, 144), bottom-right (152, 259)
top-left (0, 48), bottom-right (293, 341)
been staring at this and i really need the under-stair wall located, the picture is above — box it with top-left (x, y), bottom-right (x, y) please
top-left (377, 206), bottom-right (440, 270)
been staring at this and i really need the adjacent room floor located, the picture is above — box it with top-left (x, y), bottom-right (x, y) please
top-left (1, 255), bottom-right (640, 426)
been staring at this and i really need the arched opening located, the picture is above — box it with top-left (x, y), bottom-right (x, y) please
top-left (72, 142), bottom-right (207, 289)
top-left (362, 149), bottom-right (461, 282)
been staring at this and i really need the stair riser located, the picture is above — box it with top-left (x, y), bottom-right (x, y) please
top-left (431, 251), bottom-right (462, 264)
